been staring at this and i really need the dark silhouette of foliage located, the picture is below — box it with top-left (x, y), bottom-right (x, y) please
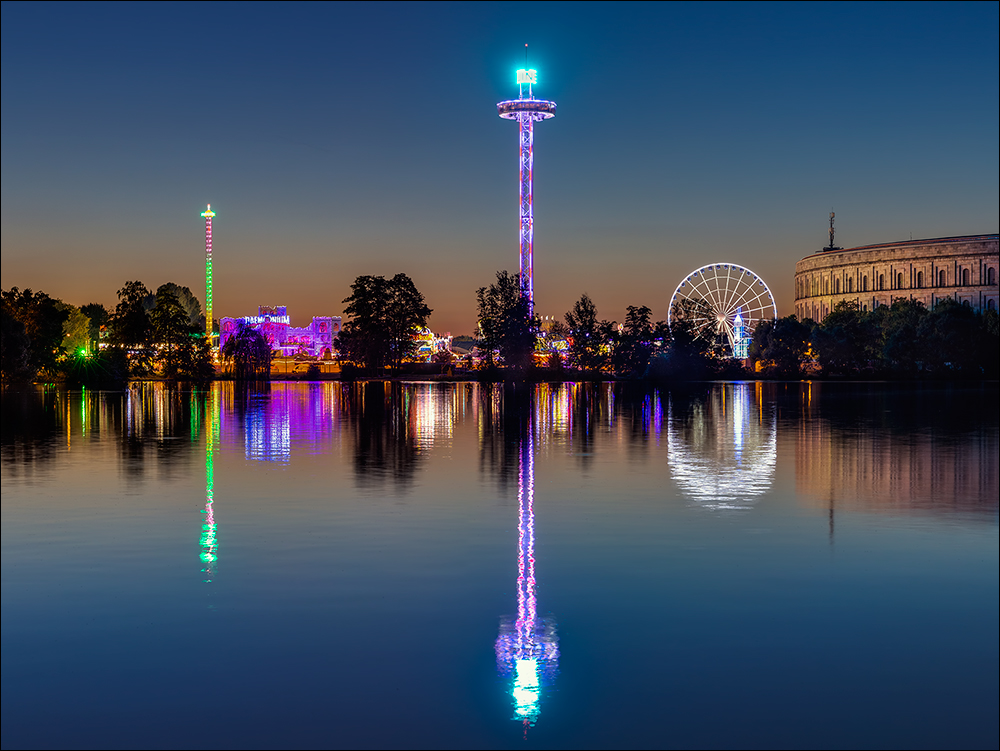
top-left (811, 300), bottom-right (873, 374)
top-left (143, 282), bottom-right (204, 328)
top-left (870, 298), bottom-right (927, 373)
top-left (613, 305), bottom-right (664, 378)
top-left (749, 315), bottom-right (811, 377)
top-left (564, 293), bottom-right (605, 371)
top-left (339, 274), bottom-right (432, 373)
top-left (916, 298), bottom-right (995, 375)
top-left (107, 281), bottom-right (154, 375)
top-left (1, 306), bottom-right (32, 382)
top-left (221, 320), bottom-right (272, 380)
top-left (150, 286), bottom-right (196, 378)
top-left (0, 287), bottom-right (68, 381)
top-left (649, 298), bottom-right (718, 380)
top-left (79, 303), bottom-right (109, 353)
top-left (476, 270), bottom-right (538, 373)
top-left (804, 297), bottom-right (998, 378)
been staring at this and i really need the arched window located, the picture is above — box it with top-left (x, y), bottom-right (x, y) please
top-left (848, 278), bottom-right (854, 293)
top-left (862, 275), bottom-right (868, 292)
top-left (835, 278), bottom-right (841, 294)
top-left (917, 271), bottom-right (923, 288)
top-left (989, 299), bottom-right (997, 311)
top-left (897, 272), bottom-right (904, 289)
top-left (962, 268), bottom-right (970, 286)
top-left (989, 268), bottom-right (996, 286)
top-left (938, 269), bottom-right (947, 287)
top-left (878, 274), bottom-right (885, 291)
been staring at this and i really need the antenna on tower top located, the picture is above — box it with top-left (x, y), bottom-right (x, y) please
top-left (825, 210), bottom-right (841, 252)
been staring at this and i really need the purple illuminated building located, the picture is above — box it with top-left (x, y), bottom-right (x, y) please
top-left (219, 306), bottom-right (341, 358)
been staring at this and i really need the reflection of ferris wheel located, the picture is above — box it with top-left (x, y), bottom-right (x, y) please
top-left (668, 263), bottom-right (777, 357)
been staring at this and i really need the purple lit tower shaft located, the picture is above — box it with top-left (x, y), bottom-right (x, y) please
top-left (498, 69), bottom-right (556, 306)
top-left (518, 116), bottom-right (535, 303)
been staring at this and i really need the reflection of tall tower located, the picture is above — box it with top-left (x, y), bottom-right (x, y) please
top-left (497, 52), bottom-right (557, 305)
top-left (200, 387), bottom-right (219, 582)
top-left (201, 204), bottom-right (215, 341)
top-left (495, 422), bottom-right (559, 730)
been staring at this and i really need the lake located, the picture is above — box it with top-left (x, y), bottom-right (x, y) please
top-left (2, 381), bottom-right (997, 749)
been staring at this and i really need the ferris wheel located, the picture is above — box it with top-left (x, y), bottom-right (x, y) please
top-left (668, 263), bottom-right (777, 358)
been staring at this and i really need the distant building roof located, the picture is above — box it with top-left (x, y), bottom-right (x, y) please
top-left (815, 233), bottom-right (998, 255)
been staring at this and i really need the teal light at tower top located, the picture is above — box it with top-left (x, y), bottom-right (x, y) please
top-left (516, 68), bottom-right (537, 85)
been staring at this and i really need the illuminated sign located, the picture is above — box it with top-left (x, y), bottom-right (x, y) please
top-left (517, 69), bottom-right (537, 85)
top-left (242, 315), bottom-right (290, 325)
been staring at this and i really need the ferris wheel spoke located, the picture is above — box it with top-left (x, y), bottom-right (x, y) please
top-left (697, 274), bottom-right (726, 313)
top-left (670, 264), bottom-right (776, 355)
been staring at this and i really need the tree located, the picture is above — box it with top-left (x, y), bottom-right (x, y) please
top-left (876, 298), bottom-right (927, 373)
top-left (150, 286), bottom-right (195, 378)
top-left (649, 298), bottom-right (718, 380)
top-left (80, 303), bottom-right (109, 352)
top-left (221, 320), bottom-right (272, 380)
top-left (0, 287), bottom-right (68, 379)
top-left (107, 281), bottom-right (154, 375)
top-left (564, 293), bottom-right (604, 371)
top-left (476, 270), bottom-right (537, 372)
top-left (1, 307), bottom-right (32, 382)
top-left (613, 305), bottom-right (657, 378)
top-left (55, 302), bottom-right (91, 358)
top-left (811, 300), bottom-right (873, 374)
top-left (339, 274), bottom-right (432, 372)
top-left (384, 274), bottom-right (433, 369)
top-left (143, 282), bottom-right (204, 328)
top-left (916, 298), bottom-right (991, 375)
top-left (749, 315), bottom-right (811, 377)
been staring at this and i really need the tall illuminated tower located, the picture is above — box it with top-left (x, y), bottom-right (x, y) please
top-left (497, 61), bottom-right (556, 305)
top-left (201, 204), bottom-right (215, 341)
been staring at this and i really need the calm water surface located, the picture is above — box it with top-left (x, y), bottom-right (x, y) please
top-left (2, 381), bottom-right (997, 749)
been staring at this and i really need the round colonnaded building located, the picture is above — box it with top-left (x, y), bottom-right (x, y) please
top-left (794, 233), bottom-right (998, 321)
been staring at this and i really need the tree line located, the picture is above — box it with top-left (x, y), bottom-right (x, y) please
top-left (750, 298), bottom-right (999, 378)
top-left (471, 270), bottom-right (999, 380)
top-left (5, 271), bottom-right (997, 385)
top-left (2, 281), bottom-right (214, 385)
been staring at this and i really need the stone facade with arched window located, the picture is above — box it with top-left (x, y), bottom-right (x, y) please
top-left (794, 234), bottom-right (999, 321)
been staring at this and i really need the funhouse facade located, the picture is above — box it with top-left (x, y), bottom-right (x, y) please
top-left (220, 306), bottom-right (341, 358)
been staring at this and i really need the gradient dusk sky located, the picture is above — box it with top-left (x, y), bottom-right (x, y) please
top-left (2, 1), bottom-right (997, 333)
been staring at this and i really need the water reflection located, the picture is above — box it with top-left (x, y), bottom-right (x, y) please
top-left (794, 382), bottom-right (999, 518)
top-left (667, 383), bottom-right (777, 510)
top-left (200, 387), bottom-right (219, 582)
top-left (1, 385), bottom-right (63, 474)
top-left (494, 391), bottom-right (559, 732)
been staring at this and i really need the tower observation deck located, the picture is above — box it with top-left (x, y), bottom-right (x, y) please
top-left (497, 66), bottom-right (556, 305)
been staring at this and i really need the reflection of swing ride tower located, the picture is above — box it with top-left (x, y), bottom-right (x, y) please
top-left (200, 388), bottom-right (219, 581)
top-left (495, 422), bottom-right (559, 729)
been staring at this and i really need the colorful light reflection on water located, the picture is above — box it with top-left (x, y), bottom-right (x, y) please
top-left (200, 388), bottom-right (219, 582)
top-left (495, 417), bottom-right (559, 730)
top-left (1, 381), bottom-right (996, 749)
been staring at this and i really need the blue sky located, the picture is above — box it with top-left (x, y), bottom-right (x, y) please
top-left (2, 1), bottom-right (997, 332)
